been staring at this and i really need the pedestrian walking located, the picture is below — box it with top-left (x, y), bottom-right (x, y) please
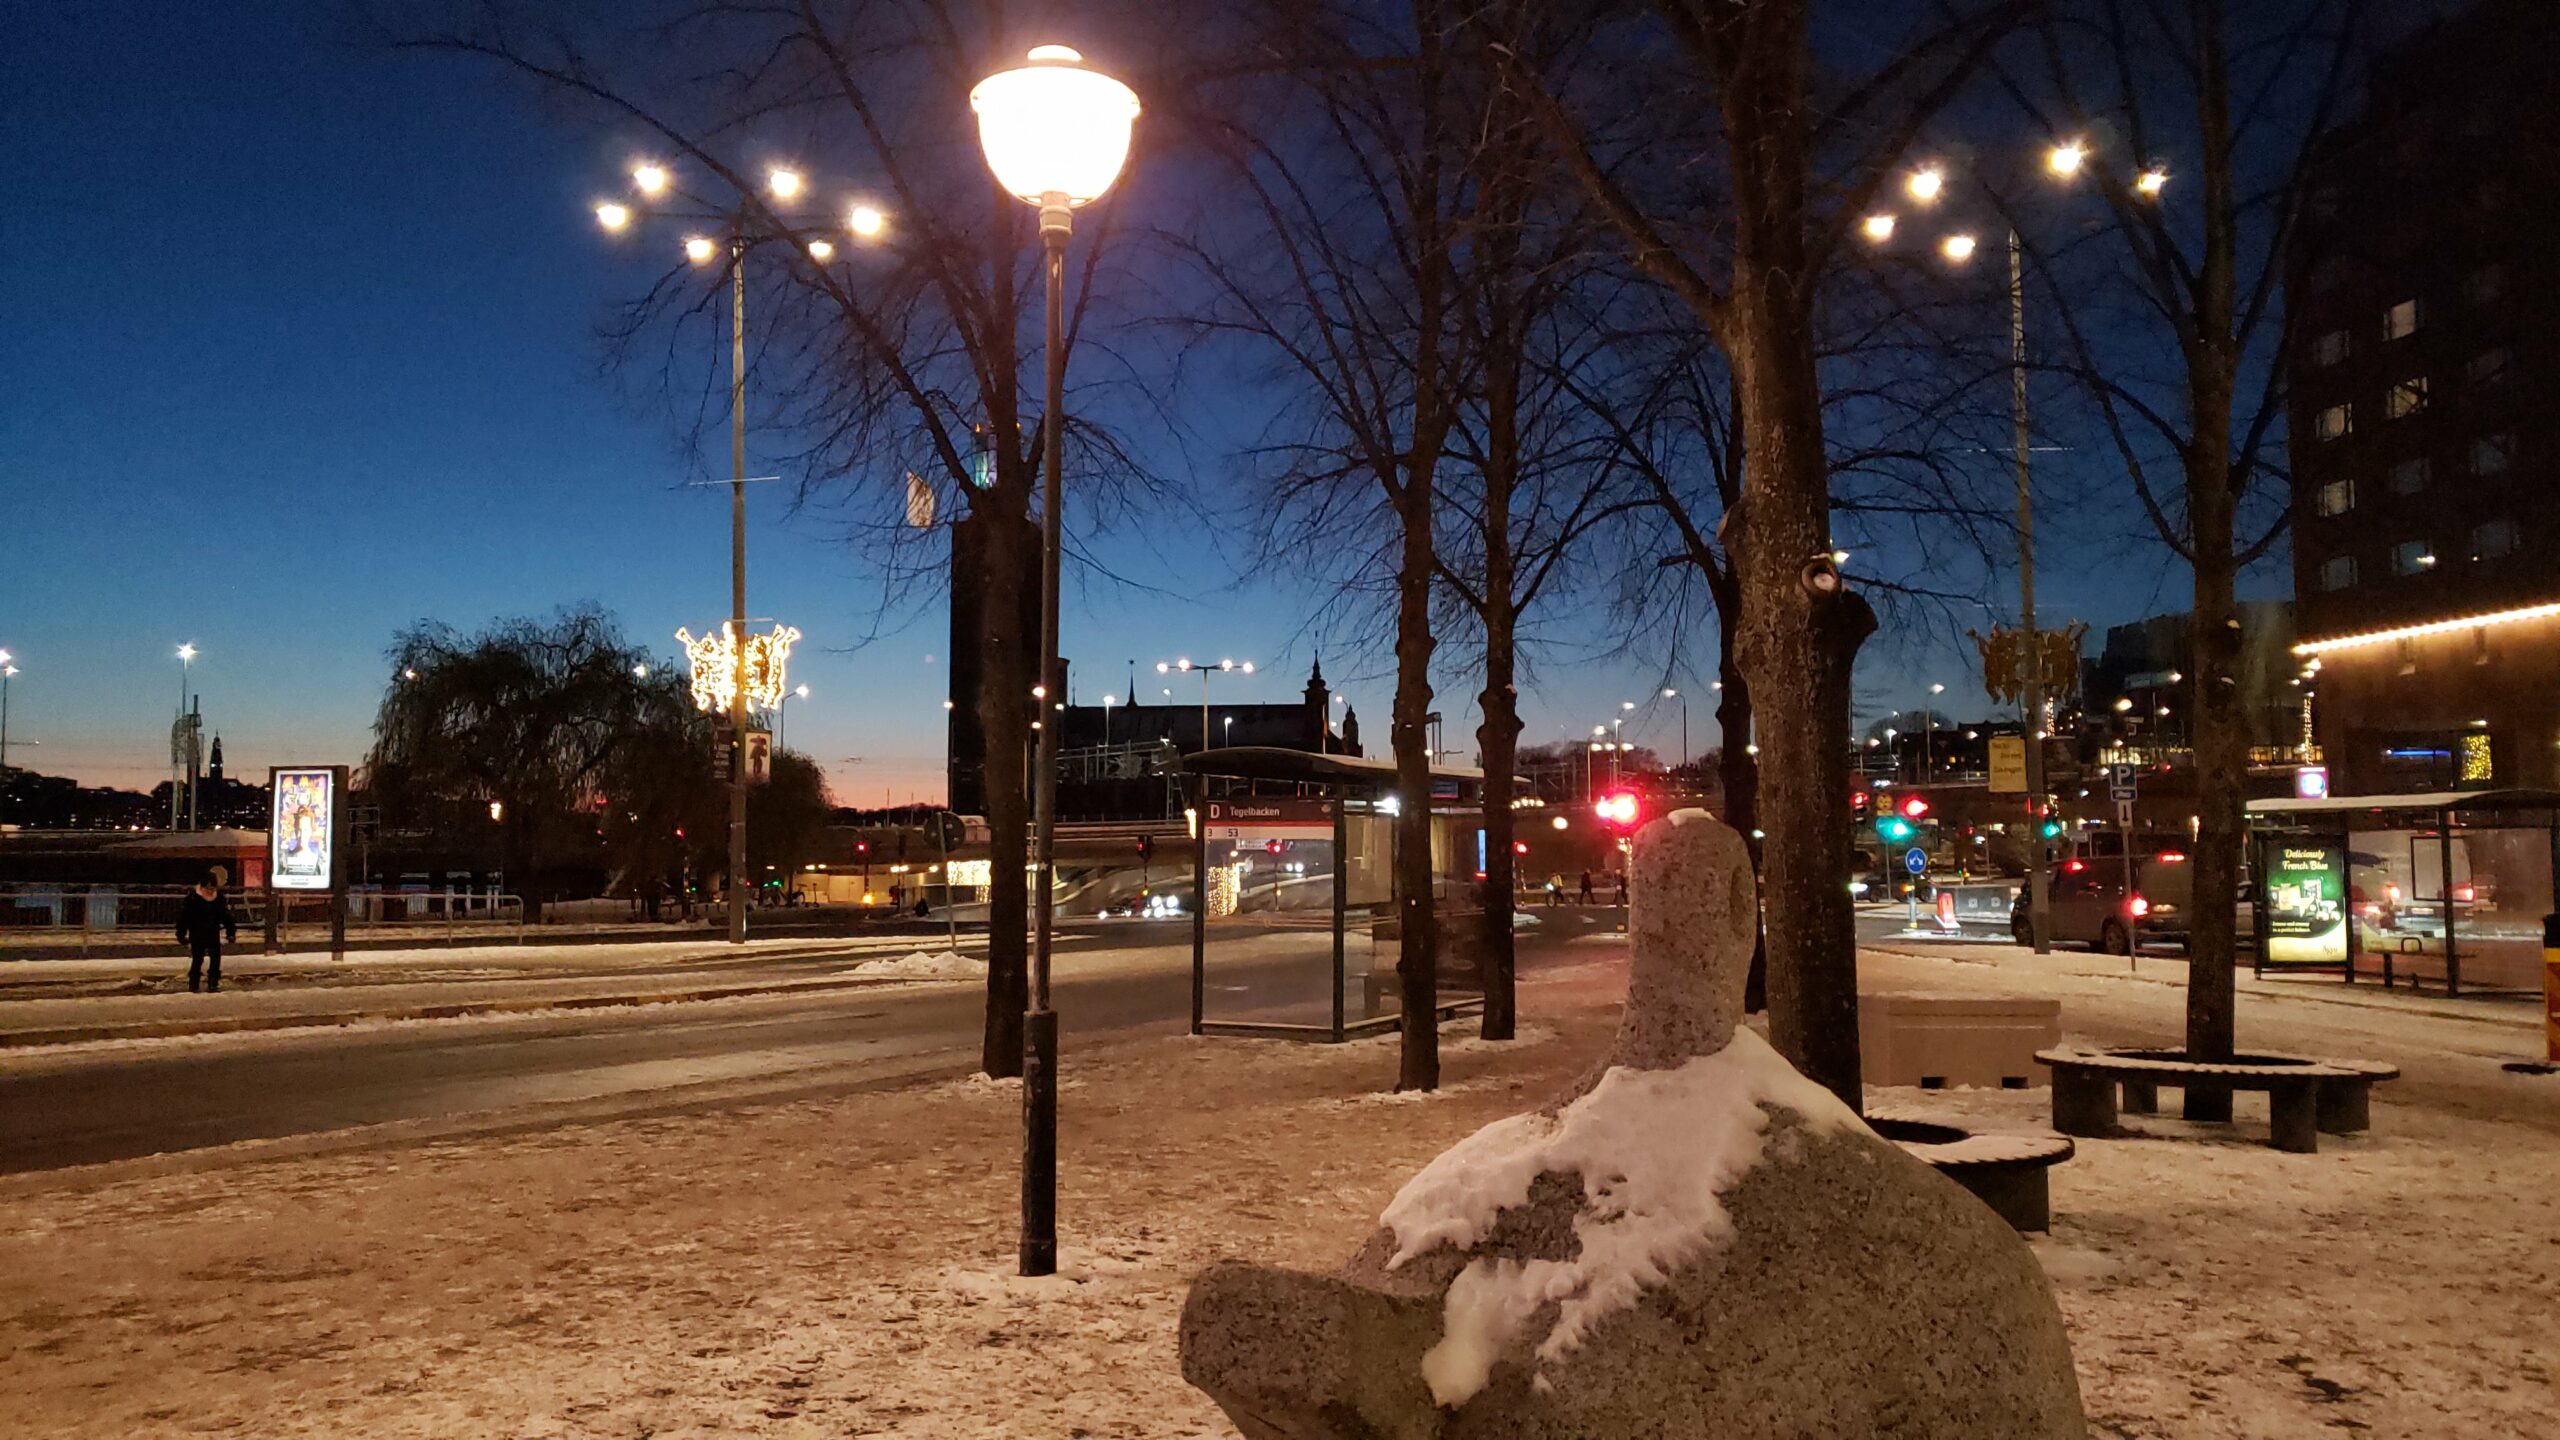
top-left (1577, 869), bottom-right (1595, 905)
top-left (1544, 873), bottom-right (1563, 908)
top-left (176, 867), bottom-right (238, 993)
top-left (1614, 870), bottom-right (1630, 907)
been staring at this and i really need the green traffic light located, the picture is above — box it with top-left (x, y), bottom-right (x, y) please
top-left (1878, 817), bottom-right (1914, 842)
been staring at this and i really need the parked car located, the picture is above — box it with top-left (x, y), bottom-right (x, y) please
top-left (2010, 852), bottom-right (2252, 955)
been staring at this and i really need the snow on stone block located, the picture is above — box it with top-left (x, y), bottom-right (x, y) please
top-left (1383, 1027), bottom-right (1864, 1404)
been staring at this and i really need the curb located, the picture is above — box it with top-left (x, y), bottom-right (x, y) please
top-left (0, 974), bottom-right (907, 1051)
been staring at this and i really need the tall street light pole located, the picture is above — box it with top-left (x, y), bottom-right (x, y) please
top-left (0, 653), bottom-right (15, 774)
top-left (173, 644), bottom-right (197, 830)
top-left (1158, 657), bottom-right (1253, 752)
top-left (974, 42), bottom-right (1140, 1280)
top-left (1662, 688), bottom-right (1685, 771)
top-left (599, 164), bottom-right (886, 944)
top-left (1867, 142), bottom-right (2132, 953)
top-left (2007, 225), bottom-right (2053, 954)
top-left (724, 235), bottom-right (752, 943)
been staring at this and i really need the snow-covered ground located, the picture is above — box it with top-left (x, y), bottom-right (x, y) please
top-left (0, 946), bottom-right (2553, 1437)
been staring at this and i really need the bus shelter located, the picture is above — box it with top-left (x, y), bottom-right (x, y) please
top-left (2245, 788), bottom-right (2560, 998)
top-left (1182, 747), bottom-right (1485, 1041)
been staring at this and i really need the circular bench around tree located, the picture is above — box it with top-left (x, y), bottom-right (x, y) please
top-left (2033, 1048), bottom-right (2395, 1154)
top-left (1867, 1109), bottom-right (2075, 1234)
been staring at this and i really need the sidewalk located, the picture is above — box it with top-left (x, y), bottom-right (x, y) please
top-left (1864, 932), bottom-right (2547, 1039)
top-left (0, 936), bottom-right (968, 1049)
top-left (2, 951), bottom-right (2552, 1437)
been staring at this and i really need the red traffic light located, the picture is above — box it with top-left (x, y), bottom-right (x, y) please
top-left (1898, 795), bottom-right (1931, 821)
top-left (1593, 792), bottom-right (1640, 828)
top-left (1512, 840), bottom-right (1530, 856)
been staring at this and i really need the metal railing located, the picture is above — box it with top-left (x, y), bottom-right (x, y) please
top-left (1, 883), bottom-right (526, 956)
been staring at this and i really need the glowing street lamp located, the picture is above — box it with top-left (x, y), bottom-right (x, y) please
top-left (1942, 232), bottom-right (1979, 263)
top-left (2045, 141), bottom-right (2087, 177)
top-left (591, 160), bottom-right (890, 946)
top-left (2135, 166), bottom-right (2169, 198)
top-left (1907, 165), bottom-right (1946, 203)
top-left (973, 41), bottom-right (1140, 1279)
top-left (1861, 213), bottom-right (1896, 242)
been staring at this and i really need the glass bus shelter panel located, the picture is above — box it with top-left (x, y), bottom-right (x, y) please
top-left (1196, 833), bottom-right (1389, 1031)
top-left (2443, 824), bottom-right (2552, 992)
top-left (2345, 822), bottom-right (2553, 993)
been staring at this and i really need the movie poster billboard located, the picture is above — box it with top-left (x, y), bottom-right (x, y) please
top-left (2263, 840), bottom-right (2349, 966)
top-left (270, 767), bottom-right (337, 891)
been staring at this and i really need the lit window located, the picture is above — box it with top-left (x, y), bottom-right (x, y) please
top-left (2459, 732), bottom-right (2493, 785)
top-left (2383, 300), bottom-right (2420, 341)
top-left (2317, 479), bottom-right (2354, 516)
top-left (2316, 403), bottom-right (2352, 440)
top-left (2388, 458), bottom-right (2428, 495)
top-left (2472, 518), bottom-right (2519, 560)
top-left (2386, 376), bottom-right (2428, 419)
top-left (2392, 540), bottom-right (2435, 576)
top-left (2472, 433), bottom-right (2513, 475)
top-left (2465, 265), bottom-right (2504, 306)
top-left (2468, 349), bottom-right (2510, 387)
top-left (2312, 330), bottom-right (2351, 367)
top-left (2318, 555), bottom-right (2357, 591)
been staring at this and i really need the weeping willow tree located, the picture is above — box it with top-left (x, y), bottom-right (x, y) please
top-left (368, 605), bottom-right (712, 913)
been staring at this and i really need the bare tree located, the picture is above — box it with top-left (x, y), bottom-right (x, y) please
top-left (1166, 0), bottom-right (1479, 1090)
top-left (2012, 0), bottom-right (2365, 1090)
top-left (1514, 1), bottom-right (2021, 1107)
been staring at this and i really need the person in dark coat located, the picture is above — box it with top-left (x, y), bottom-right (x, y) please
top-left (176, 868), bottom-right (238, 993)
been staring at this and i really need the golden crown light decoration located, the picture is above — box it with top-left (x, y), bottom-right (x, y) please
top-left (676, 622), bottom-right (802, 714)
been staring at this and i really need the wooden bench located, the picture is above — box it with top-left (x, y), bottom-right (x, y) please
top-left (2033, 1048), bottom-right (2390, 1153)
top-left (1866, 1109), bottom-right (2074, 1233)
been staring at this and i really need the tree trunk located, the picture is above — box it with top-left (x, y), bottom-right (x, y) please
top-left (2183, 2), bottom-right (2241, 1106)
top-left (1727, 282), bottom-right (1868, 1112)
top-left (978, 504), bottom-right (1031, 1078)
top-left (1475, 309), bottom-right (1523, 1041)
top-left (1394, 463), bottom-right (1441, 1091)
top-left (1477, 601), bottom-right (1521, 1040)
top-left (2185, 420), bottom-right (2243, 1090)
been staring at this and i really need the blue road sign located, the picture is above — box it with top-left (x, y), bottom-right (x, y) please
top-left (1904, 847), bottom-right (1929, 875)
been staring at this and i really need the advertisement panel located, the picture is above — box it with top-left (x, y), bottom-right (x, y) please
top-left (2263, 841), bottom-right (2349, 966)
top-left (269, 767), bottom-right (338, 891)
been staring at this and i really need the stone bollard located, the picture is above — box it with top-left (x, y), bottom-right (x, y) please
top-left (1180, 808), bottom-right (2088, 1438)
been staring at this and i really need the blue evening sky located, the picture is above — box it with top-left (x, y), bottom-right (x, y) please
top-left (0, 3), bottom-right (2269, 805)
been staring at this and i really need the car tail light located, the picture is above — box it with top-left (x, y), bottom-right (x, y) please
top-left (2127, 894), bottom-right (2150, 919)
top-left (2454, 884), bottom-right (2476, 903)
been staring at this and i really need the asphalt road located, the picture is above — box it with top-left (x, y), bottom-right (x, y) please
top-left (0, 911), bottom-right (1625, 1177)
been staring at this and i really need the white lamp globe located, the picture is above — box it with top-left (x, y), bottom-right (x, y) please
top-left (970, 46), bottom-right (1141, 208)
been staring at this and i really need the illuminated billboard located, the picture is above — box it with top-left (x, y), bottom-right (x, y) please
top-left (269, 767), bottom-right (338, 891)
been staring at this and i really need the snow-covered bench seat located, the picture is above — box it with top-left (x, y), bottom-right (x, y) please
top-left (1865, 1108), bottom-right (2074, 1233)
top-left (2033, 1048), bottom-right (2394, 1154)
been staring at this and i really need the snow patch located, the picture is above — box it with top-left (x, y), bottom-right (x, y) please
top-left (844, 949), bottom-right (986, 981)
top-left (1662, 806), bottom-right (1713, 827)
top-left (1380, 1028), bottom-right (1864, 1407)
